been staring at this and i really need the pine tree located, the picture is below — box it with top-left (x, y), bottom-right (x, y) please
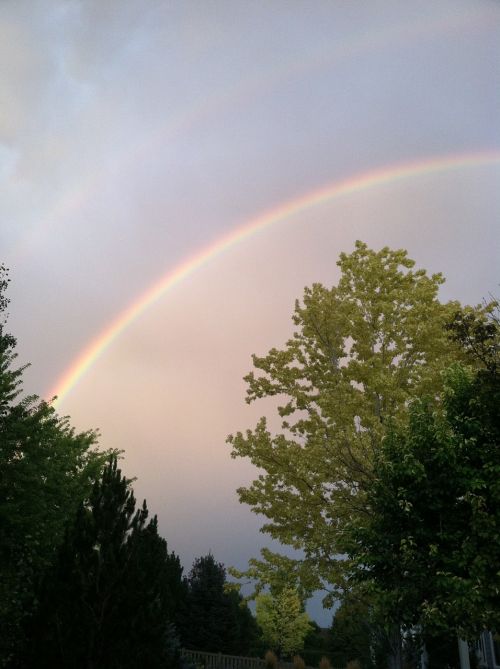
top-left (29, 457), bottom-right (184, 668)
top-left (181, 554), bottom-right (258, 655)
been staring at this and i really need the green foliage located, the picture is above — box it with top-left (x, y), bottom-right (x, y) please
top-left (229, 547), bottom-right (320, 604)
top-left (0, 264), bottom-right (9, 318)
top-left (180, 554), bottom-right (259, 656)
top-left (346, 359), bottom-right (500, 640)
top-left (28, 457), bottom-right (184, 668)
top-left (328, 591), bottom-right (388, 669)
top-left (0, 266), bottom-right (114, 667)
top-left (446, 300), bottom-right (499, 372)
top-left (420, 632), bottom-right (460, 669)
top-left (255, 587), bottom-right (312, 658)
top-left (228, 242), bottom-right (466, 596)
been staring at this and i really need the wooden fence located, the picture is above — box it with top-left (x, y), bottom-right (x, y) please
top-left (181, 649), bottom-right (265, 669)
top-left (180, 649), bottom-right (336, 669)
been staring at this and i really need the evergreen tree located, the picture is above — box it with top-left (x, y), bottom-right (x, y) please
top-left (0, 265), bottom-right (112, 667)
top-left (328, 591), bottom-right (389, 669)
top-left (29, 457), bottom-right (184, 669)
top-left (181, 554), bottom-right (258, 655)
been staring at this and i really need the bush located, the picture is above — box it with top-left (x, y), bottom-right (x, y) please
top-left (345, 661), bottom-right (361, 669)
top-left (293, 656), bottom-right (306, 669)
top-left (302, 649), bottom-right (332, 667)
top-left (265, 650), bottom-right (278, 669)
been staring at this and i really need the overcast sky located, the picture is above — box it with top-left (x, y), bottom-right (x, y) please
top-left (1, 0), bottom-right (499, 624)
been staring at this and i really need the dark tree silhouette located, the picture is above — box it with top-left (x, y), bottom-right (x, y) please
top-left (29, 457), bottom-right (184, 669)
top-left (0, 265), bottom-right (111, 668)
top-left (181, 554), bottom-right (259, 656)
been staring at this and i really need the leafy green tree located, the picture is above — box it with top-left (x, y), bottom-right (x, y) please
top-left (446, 300), bottom-right (499, 373)
top-left (328, 590), bottom-right (389, 669)
top-left (255, 587), bottom-right (312, 659)
top-left (229, 547), bottom-right (319, 605)
top-left (0, 265), bottom-right (112, 667)
top-left (345, 360), bottom-right (500, 645)
top-left (180, 554), bottom-right (258, 655)
top-left (28, 457), bottom-right (184, 668)
top-left (228, 243), bottom-right (467, 598)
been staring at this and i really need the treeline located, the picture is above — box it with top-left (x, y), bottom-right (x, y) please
top-left (0, 263), bottom-right (263, 667)
top-left (0, 264), bottom-right (330, 669)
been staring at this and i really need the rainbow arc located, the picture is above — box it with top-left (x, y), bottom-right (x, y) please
top-left (49, 150), bottom-right (500, 407)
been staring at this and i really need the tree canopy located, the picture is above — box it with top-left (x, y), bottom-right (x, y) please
top-left (345, 357), bottom-right (500, 641)
top-left (228, 242), bottom-right (468, 596)
top-left (0, 265), bottom-right (114, 666)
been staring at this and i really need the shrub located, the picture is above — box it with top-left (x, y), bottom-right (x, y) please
top-left (293, 655), bottom-right (306, 669)
top-left (264, 650), bottom-right (278, 669)
top-left (345, 661), bottom-right (361, 669)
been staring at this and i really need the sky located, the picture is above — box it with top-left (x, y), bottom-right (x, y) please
top-left (1, 0), bottom-right (499, 625)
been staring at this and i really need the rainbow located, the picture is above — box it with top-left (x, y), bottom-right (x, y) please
top-left (48, 149), bottom-right (500, 407)
top-left (9, 6), bottom-right (490, 268)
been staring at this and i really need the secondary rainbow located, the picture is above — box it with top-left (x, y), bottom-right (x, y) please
top-left (10, 8), bottom-right (487, 269)
top-left (49, 149), bottom-right (500, 407)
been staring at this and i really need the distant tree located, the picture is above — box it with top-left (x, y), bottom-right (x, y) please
top-left (28, 457), bottom-right (184, 669)
top-left (229, 547), bottom-right (319, 605)
top-left (255, 587), bottom-right (312, 659)
top-left (0, 265), bottom-right (113, 667)
top-left (181, 554), bottom-right (258, 655)
top-left (328, 591), bottom-right (389, 669)
top-left (301, 621), bottom-right (329, 668)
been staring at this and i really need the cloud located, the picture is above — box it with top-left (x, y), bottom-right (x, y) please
top-left (0, 8), bottom-right (54, 143)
